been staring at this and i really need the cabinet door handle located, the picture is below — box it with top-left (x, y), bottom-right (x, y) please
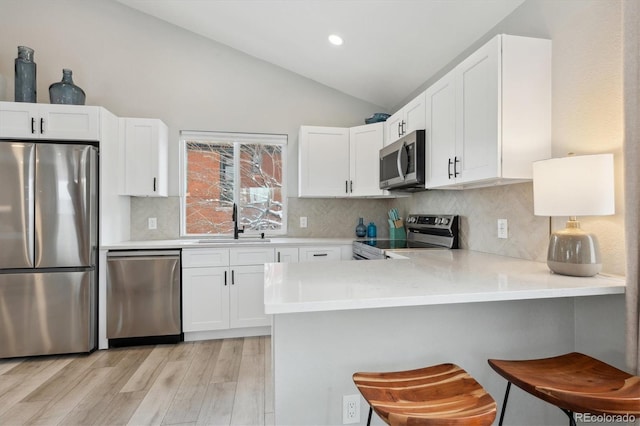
top-left (345, 180), bottom-right (348, 194)
top-left (224, 270), bottom-right (227, 286)
top-left (313, 253), bottom-right (328, 257)
top-left (350, 180), bottom-right (353, 193)
top-left (448, 158), bottom-right (453, 179)
top-left (153, 177), bottom-right (157, 192)
top-left (397, 122), bottom-right (402, 137)
top-left (40, 118), bottom-right (44, 134)
top-left (454, 156), bottom-right (460, 177)
top-left (231, 270), bottom-right (235, 285)
top-left (401, 120), bottom-right (406, 135)
top-left (31, 117), bottom-right (36, 134)
top-left (277, 252), bottom-right (281, 262)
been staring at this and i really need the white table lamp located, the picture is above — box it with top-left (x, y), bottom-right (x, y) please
top-left (532, 154), bottom-right (615, 276)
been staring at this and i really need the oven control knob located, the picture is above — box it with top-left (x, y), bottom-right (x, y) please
top-left (441, 218), bottom-right (449, 225)
top-left (434, 217), bottom-right (441, 224)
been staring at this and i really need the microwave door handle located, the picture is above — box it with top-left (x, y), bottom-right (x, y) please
top-left (396, 143), bottom-right (407, 180)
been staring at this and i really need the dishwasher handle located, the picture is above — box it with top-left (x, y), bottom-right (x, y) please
top-left (107, 250), bottom-right (181, 259)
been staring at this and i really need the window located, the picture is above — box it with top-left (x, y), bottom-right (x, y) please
top-left (180, 131), bottom-right (287, 236)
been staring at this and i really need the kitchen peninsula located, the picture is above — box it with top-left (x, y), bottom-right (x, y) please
top-left (264, 250), bottom-right (626, 425)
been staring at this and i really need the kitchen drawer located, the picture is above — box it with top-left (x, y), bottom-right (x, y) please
top-left (298, 246), bottom-right (342, 262)
top-left (230, 247), bottom-right (275, 266)
top-left (182, 248), bottom-right (229, 268)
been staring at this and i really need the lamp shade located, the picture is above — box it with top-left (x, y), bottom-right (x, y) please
top-left (532, 154), bottom-right (615, 217)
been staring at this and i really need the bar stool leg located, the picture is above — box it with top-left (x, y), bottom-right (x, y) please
top-left (498, 382), bottom-right (512, 426)
top-left (560, 409), bottom-right (576, 426)
top-left (366, 406), bottom-right (373, 426)
top-left (499, 381), bottom-right (576, 426)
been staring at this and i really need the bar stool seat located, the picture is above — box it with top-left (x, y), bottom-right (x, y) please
top-left (353, 363), bottom-right (497, 426)
top-left (488, 352), bottom-right (640, 426)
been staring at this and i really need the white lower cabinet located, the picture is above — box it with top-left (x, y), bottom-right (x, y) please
top-left (182, 244), bottom-right (349, 337)
top-left (182, 266), bottom-right (229, 331)
top-left (230, 265), bottom-right (270, 328)
top-left (276, 247), bottom-right (299, 263)
top-left (298, 246), bottom-right (342, 262)
top-left (182, 247), bottom-right (274, 333)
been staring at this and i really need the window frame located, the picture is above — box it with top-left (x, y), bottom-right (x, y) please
top-left (179, 130), bottom-right (288, 237)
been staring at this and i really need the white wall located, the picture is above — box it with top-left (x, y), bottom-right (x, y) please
top-left (0, 0), bottom-right (382, 199)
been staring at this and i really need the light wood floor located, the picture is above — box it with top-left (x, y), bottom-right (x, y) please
top-left (0, 337), bottom-right (273, 426)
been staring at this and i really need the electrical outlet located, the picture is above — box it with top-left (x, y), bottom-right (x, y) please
top-left (148, 217), bottom-right (157, 230)
top-left (343, 394), bottom-right (360, 424)
top-left (497, 219), bottom-right (508, 239)
top-left (300, 216), bottom-right (308, 228)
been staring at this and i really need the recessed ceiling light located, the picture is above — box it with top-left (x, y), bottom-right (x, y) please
top-left (328, 34), bottom-right (344, 46)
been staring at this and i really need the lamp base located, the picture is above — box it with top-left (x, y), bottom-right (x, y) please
top-left (546, 219), bottom-right (602, 277)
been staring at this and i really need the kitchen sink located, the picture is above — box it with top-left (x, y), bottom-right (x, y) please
top-left (195, 238), bottom-right (271, 244)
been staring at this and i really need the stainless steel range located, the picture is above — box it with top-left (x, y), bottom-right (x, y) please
top-left (352, 214), bottom-right (459, 260)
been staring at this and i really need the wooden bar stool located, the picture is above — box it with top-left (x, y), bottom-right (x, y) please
top-left (352, 363), bottom-right (497, 426)
top-left (488, 352), bottom-right (640, 426)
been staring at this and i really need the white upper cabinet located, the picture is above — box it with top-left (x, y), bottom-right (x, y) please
top-left (384, 92), bottom-right (426, 145)
top-left (349, 123), bottom-right (385, 197)
top-left (0, 102), bottom-right (99, 140)
top-left (119, 117), bottom-right (168, 197)
top-left (426, 34), bottom-right (552, 189)
top-left (425, 73), bottom-right (457, 188)
top-left (299, 126), bottom-right (350, 197)
top-left (299, 124), bottom-right (386, 198)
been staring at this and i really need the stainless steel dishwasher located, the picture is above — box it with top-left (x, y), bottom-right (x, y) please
top-left (107, 250), bottom-right (182, 346)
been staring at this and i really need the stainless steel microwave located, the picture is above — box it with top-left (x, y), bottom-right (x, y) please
top-left (379, 130), bottom-right (426, 191)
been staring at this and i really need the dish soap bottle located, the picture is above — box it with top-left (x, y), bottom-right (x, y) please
top-left (367, 222), bottom-right (377, 238)
top-left (355, 217), bottom-right (366, 237)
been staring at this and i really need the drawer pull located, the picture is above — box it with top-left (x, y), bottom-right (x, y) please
top-left (313, 253), bottom-right (328, 257)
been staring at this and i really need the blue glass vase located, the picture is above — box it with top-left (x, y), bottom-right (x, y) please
top-left (355, 217), bottom-right (366, 237)
top-left (367, 222), bottom-right (377, 238)
top-left (49, 69), bottom-right (86, 105)
top-left (15, 46), bottom-right (36, 103)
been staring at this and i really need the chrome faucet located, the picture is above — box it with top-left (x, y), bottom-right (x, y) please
top-left (232, 203), bottom-right (244, 239)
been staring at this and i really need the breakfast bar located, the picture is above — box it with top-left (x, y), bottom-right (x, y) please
top-left (264, 251), bottom-right (626, 425)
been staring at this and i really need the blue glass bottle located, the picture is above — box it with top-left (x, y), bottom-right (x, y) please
top-left (355, 217), bottom-right (366, 237)
top-left (49, 69), bottom-right (86, 105)
top-left (367, 222), bottom-right (377, 238)
top-left (15, 46), bottom-right (36, 103)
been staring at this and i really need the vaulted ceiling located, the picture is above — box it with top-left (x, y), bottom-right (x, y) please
top-left (116, 0), bottom-right (525, 110)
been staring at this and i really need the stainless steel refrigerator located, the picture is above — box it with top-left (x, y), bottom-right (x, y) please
top-left (0, 141), bottom-right (97, 358)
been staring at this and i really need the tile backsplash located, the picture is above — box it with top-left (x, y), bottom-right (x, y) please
top-left (395, 182), bottom-right (549, 262)
top-left (130, 182), bottom-right (548, 262)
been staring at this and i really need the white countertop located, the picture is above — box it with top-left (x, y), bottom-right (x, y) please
top-left (264, 250), bottom-right (625, 314)
top-left (101, 237), bottom-right (355, 250)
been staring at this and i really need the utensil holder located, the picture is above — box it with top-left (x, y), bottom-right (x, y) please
top-left (390, 226), bottom-right (406, 241)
